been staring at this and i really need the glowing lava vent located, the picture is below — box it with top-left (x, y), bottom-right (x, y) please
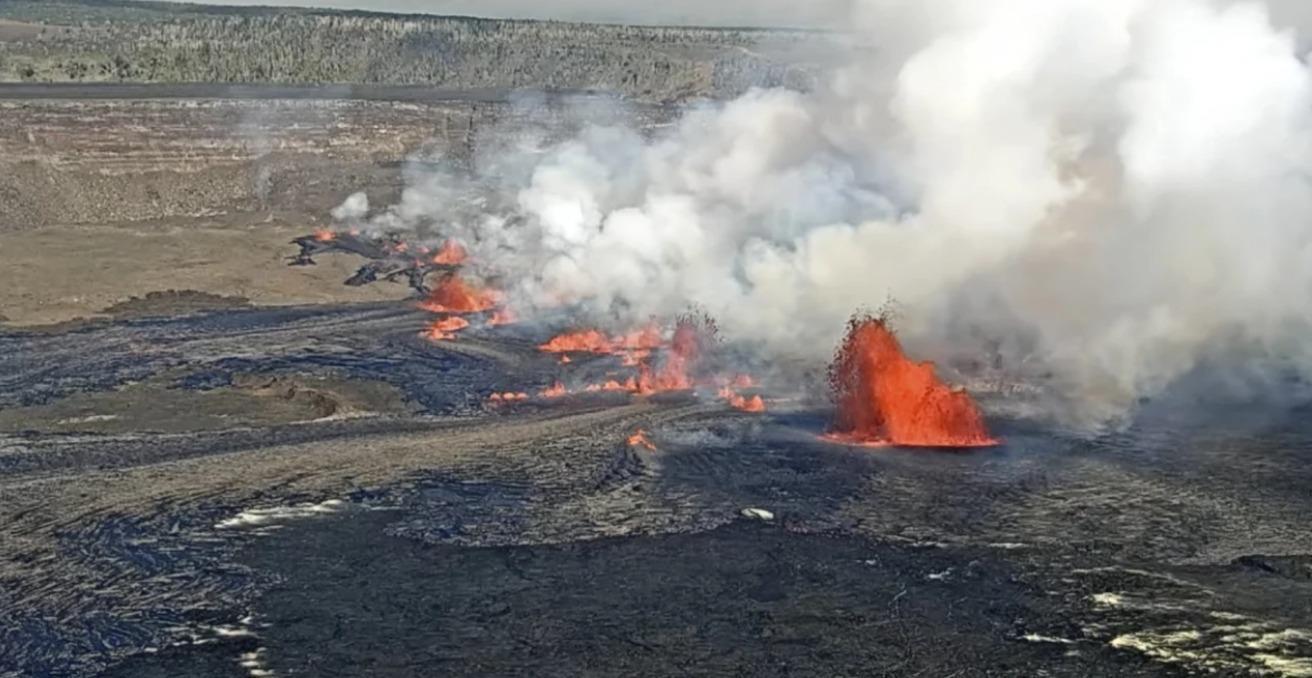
top-left (826, 315), bottom-right (997, 448)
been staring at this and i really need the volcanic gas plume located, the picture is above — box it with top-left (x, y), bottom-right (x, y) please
top-left (827, 315), bottom-right (996, 448)
top-left (336, 0), bottom-right (1312, 423)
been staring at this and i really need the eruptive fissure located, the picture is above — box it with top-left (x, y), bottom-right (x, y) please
top-left (424, 316), bottom-right (470, 341)
top-left (419, 275), bottom-right (502, 315)
top-left (431, 239), bottom-right (468, 266)
top-left (527, 313), bottom-right (765, 412)
top-left (826, 315), bottom-right (996, 448)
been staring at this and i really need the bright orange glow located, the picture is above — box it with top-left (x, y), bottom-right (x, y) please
top-left (719, 387), bottom-right (766, 413)
top-left (432, 240), bottom-right (468, 266)
top-left (539, 381), bottom-right (567, 398)
top-left (538, 329), bottom-right (615, 354)
top-left (826, 316), bottom-right (996, 448)
top-left (422, 316), bottom-right (471, 341)
top-left (535, 314), bottom-right (765, 406)
top-left (639, 317), bottom-right (701, 393)
top-left (538, 323), bottom-right (664, 356)
top-left (619, 350), bottom-right (650, 367)
top-left (613, 323), bottom-right (663, 351)
top-left (419, 275), bottom-right (501, 314)
top-left (627, 429), bottom-right (656, 450)
top-left (489, 392), bottom-right (529, 403)
top-left (313, 229), bottom-right (336, 242)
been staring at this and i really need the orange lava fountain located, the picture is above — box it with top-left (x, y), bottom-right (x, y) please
top-left (423, 316), bottom-right (470, 341)
top-left (826, 316), bottom-right (997, 448)
top-left (419, 275), bottom-right (501, 314)
top-left (539, 381), bottom-right (567, 398)
top-left (636, 316), bottom-right (704, 393)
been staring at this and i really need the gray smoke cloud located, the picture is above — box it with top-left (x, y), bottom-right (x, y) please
top-left (344, 0), bottom-right (1312, 424)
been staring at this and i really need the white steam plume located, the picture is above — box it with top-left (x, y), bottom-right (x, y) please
top-left (349, 0), bottom-right (1312, 421)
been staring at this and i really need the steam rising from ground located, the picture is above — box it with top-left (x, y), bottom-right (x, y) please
top-left (343, 0), bottom-right (1312, 423)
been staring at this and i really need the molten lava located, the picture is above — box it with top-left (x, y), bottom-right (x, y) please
top-left (538, 329), bottom-right (615, 354)
top-left (613, 323), bottom-right (663, 351)
top-left (423, 316), bottom-right (470, 341)
top-left (827, 317), bottom-right (996, 448)
top-left (489, 392), bottom-right (529, 403)
top-left (619, 350), bottom-right (650, 367)
top-left (313, 229), bottom-right (336, 242)
top-left (627, 429), bottom-right (656, 451)
top-left (719, 387), bottom-right (766, 413)
top-left (636, 316), bottom-right (705, 393)
top-left (432, 240), bottom-right (468, 266)
top-left (538, 323), bottom-right (663, 357)
top-left (533, 313), bottom-right (762, 404)
top-left (539, 381), bottom-right (567, 398)
top-left (419, 275), bottom-right (501, 314)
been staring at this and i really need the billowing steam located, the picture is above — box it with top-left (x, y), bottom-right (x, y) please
top-left (341, 0), bottom-right (1312, 423)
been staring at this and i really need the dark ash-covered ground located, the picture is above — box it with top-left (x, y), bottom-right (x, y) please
top-left (2, 299), bottom-right (1311, 677)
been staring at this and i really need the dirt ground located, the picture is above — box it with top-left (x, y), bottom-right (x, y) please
top-left (0, 88), bottom-right (673, 327)
top-left (0, 219), bottom-right (412, 326)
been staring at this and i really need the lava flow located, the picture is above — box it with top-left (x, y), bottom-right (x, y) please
top-left (538, 329), bottom-right (615, 354)
top-left (419, 275), bottom-right (501, 314)
top-left (423, 316), bottom-right (470, 341)
top-left (719, 387), bottom-right (766, 413)
top-left (537, 323), bottom-right (662, 358)
top-left (539, 381), bottom-right (567, 398)
top-left (826, 316), bottom-right (996, 448)
top-left (627, 429), bottom-right (656, 451)
top-left (532, 314), bottom-right (764, 409)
